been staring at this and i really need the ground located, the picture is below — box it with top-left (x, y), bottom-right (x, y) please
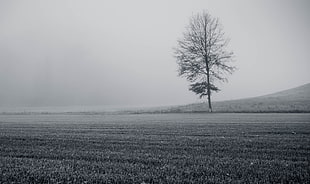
top-left (0, 113), bottom-right (309, 183)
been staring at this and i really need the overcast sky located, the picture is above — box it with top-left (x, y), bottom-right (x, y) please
top-left (0, 0), bottom-right (309, 107)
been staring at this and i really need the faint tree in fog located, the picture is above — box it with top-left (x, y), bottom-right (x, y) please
top-left (174, 11), bottom-right (235, 112)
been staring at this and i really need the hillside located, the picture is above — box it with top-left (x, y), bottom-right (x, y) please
top-left (162, 83), bottom-right (310, 113)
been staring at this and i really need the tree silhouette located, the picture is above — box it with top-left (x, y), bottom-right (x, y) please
top-left (174, 11), bottom-right (235, 112)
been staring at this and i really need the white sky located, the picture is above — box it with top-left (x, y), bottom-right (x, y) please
top-left (0, 0), bottom-right (309, 107)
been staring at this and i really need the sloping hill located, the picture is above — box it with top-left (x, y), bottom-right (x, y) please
top-left (166, 83), bottom-right (310, 113)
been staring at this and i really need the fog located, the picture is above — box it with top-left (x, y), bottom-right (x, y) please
top-left (0, 0), bottom-right (309, 107)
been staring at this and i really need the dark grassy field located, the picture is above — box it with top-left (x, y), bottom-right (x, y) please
top-left (0, 113), bottom-right (309, 183)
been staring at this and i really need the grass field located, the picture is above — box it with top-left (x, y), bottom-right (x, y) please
top-left (0, 113), bottom-right (309, 183)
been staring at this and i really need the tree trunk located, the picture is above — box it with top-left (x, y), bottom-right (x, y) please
top-left (206, 68), bottom-right (212, 112)
top-left (206, 62), bottom-right (212, 112)
top-left (204, 20), bottom-right (212, 113)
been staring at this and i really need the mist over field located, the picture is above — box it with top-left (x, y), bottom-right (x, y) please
top-left (0, 0), bottom-right (310, 108)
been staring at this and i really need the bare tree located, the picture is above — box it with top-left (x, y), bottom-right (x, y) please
top-left (174, 11), bottom-right (235, 112)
